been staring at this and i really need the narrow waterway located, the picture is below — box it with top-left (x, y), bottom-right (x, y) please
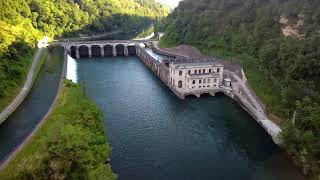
top-left (76, 56), bottom-right (306, 180)
top-left (0, 47), bottom-right (64, 164)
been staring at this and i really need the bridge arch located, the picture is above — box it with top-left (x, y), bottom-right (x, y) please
top-left (200, 93), bottom-right (212, 97)
top-left (185, 93), bottom-right (199, 99)
top-left (116, 44), bottom-right (125, 56)
top-left (79, 45), bottom-right (89, 58)
top-left (128, 45), bottom-right (136, 56)
top-left (91, 45), bottom-right (101, 57)
top-left (70, 46), bottom-right (77, 59)
top-left (104, 44), bottom-right (113, 57)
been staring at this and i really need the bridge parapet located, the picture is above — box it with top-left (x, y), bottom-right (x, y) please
top-left (52, 40), bottom-right (150, 59)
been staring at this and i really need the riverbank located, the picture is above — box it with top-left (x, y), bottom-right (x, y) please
top-left (0, 80), bottom-right (116, 179)
top-left (0, 48), bottom-right (48, 120)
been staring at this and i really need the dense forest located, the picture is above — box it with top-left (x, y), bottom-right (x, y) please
top-left (0, 0), bottom-right (168, 108)
top-left (158, 0), bottom-right (320, 178)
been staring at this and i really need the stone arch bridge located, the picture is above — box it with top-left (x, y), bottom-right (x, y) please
top-left (52, 40), bottom-right (152, 59)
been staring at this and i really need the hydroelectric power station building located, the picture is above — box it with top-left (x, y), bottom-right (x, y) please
top-left (169, 62), bottom-right (224, 97)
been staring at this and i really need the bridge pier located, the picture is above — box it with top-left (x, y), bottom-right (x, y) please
top-left (88, 46), bottom-right (92, 58)
top-left (124, 45), bottom-right (129, 56)
top-left (76, 47), bottom-right (80, 59)
top-left (101, 45), bottom-right (105, 57)
top-left (113, 45), bottom-right (117, 56)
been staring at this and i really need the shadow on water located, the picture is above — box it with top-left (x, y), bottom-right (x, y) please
top-left (76, 56), bottom-right (306, 180)
top-left (0, 47), bottom-right (64, 164)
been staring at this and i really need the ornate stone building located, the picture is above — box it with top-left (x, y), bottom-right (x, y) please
top-left (169, 62), bottom-right (224, 95)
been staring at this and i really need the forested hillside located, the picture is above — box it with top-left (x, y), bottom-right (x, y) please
top-left (0, 0), bottom-right (168, 109)
top-left (159, 0), bottom-right (320, 178)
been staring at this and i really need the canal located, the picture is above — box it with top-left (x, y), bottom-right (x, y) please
top-left (0, 47), bottom-right (64, 164)
top-left (76, 56), bottom-right (305, 180)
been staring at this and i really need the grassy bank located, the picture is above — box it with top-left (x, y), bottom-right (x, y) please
top-left (0, 80), bottom-right (116, 180)
top-left (0, 48), bottom-right (48, 113)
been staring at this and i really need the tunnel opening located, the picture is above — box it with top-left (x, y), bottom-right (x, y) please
top-left (116, 44), bottom-right (125, 56)
top-left (79, 45), bottom-right (89, 58)
top-left (128, 45), bottom-right (136, 56)
top-left (201, 93), bottom-right (212, 97)
top-left (71, 46), bottom-right (77, 59)
top-left (92, 45), bottom-right (101, 57)
top-left (104, 45), bottom-right (113, 56)
top-left (185, 94), bottom-right (198, 99)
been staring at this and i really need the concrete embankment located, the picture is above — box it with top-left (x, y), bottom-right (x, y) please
top-left (0, 48), bottom-right (45, 125)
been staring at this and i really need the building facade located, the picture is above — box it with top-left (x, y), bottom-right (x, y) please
top-left (169, 62), bottom-right (224, 94)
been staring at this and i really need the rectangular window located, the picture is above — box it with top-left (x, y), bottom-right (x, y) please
top-left (203, 79), bottom-right (206, 83)
top-left (214, 79), bottom-right (217, 83)
top-left (208, 79), bottom-right (210, 83)
top-left (199, 80), bottom-right (202, 84)
top-left (207, 85), bottom-right (210, 87)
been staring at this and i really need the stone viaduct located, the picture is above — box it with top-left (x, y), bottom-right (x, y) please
top-left (53, 40), bottom-right (152, 59)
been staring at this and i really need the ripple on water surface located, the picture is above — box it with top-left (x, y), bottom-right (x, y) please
top-left (76, 56), bottom-right (306, 180)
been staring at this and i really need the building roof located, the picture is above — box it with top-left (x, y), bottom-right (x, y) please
top-left (171, 61), bottom-right (223, 68)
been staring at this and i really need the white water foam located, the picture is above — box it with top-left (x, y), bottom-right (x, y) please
top-left (66, 55), bottom-right (78, 83)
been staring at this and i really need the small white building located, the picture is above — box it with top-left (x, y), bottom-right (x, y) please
top-left (169, 62), bottom-right (224, 94)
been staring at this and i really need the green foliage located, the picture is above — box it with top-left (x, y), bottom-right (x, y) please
top-left (160, 0), bottom-right (320, 177)
top-left (0, 0), bottom-right (169, 108)
top-left (0, 80), bottom-right (117, 179)
top-left (282, 97), bottom-right (320, 177)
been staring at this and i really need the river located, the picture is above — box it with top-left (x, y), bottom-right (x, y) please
top-left (75, 55), bottom-right (306, 180)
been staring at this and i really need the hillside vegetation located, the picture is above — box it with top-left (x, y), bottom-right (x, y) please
top-left (0, 0), bottom-right (169, 109)
top-left (159, 0), bottom-right (320, 178)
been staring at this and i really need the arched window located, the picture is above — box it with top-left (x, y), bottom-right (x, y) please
top-left (192, 80), bottom-right (195, 84)
top-left (179, 70), bottom-right (182, 76)
top-left (203, 69), bottom-right (205, 73)
top-left (199, 80), bottom-right (202, 84)
top-left (217, 68), bottom-right (220, 73)
top-left (178, 81), bottom-right (183, 88)
top-left (199, 69), bottom-right (201, 73)
top-left (188, 70), bottom-right (191, 74)
top-left (195, 70), bottom-right (197, 74)
top-left (209, 69), bottom-right (212, 73)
